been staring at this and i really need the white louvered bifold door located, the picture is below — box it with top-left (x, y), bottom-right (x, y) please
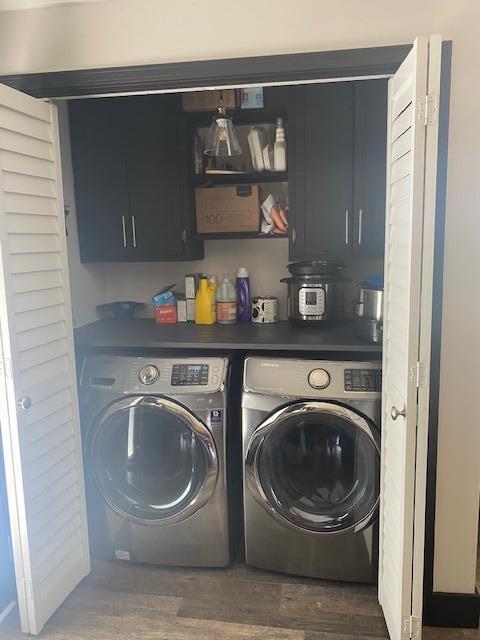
top-left (378, 36), bottom-right (441, 640)
top-left (0, 83), bottom-right (90, 635)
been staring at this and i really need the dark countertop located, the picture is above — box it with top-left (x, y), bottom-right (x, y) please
top-left (74, 319), bottom-right (382, 353)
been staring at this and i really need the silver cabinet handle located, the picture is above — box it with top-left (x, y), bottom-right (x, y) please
top-left (121, 216), bottom-right (127, 248)
top-left (181, 229), bottom-right (187, 243)
top-left (358, 208), bottom-right (363, 245)
top-left (292, 228), bottom-right (297, 243)
top-left (391, 405), bottom-right (406, 421)
top-left (17, 397), bottom-right (32, 410)
top-left (345, 210), bottom-right (349, 245)
top-left (131, 216), bottom-right (137, 248)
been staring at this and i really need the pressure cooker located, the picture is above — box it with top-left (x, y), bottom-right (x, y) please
top-left (281, 259), bottom-right (345, 326)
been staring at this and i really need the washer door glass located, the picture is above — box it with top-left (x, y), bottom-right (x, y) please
top-left (90, 396), bottom-right (217, 524)
top-left (251, 402), bottom-right (380, 533)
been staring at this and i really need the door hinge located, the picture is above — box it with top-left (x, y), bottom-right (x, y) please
top-left (413, 361), bottom-right (426, 388)
top-left (21, 578), bottom-right (34, 604)
top-left (422, 93), bottom-right (438, 126)
top-left (0, 357), bottom-right (13, 381)
top-left (404, 615), bottom-right (421, 639)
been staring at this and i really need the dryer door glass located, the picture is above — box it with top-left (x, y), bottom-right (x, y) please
top-left (252, 402), bottom-right (380, 533)
top-left (90, 396), bottom-right (218, 524)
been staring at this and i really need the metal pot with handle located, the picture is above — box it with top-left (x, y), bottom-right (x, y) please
top-left (355, 284), bottom-right (384, 322)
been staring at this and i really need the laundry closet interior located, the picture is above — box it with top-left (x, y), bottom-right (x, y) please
top-left (0, 37), bottom-right (448, 640)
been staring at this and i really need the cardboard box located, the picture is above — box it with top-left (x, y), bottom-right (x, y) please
top-left (195, 185), bottom-right (260, 234)
top-left (155, 306), bottom-right (177, 324)
top-left (186, 299), bottom-right (196, 322)
top-left (177, 298), bottom-right (187, 323)
top-left (182, 89), bottom-right (236, 112)
top-left (185, 273), bottom-right (201, 300)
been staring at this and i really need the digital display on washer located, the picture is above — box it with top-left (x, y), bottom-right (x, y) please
top-left (305, 291), bottom-right (317, 305)
top-left (171, 363), bottom-right (209, 386)
top-left (344, 368), bottom-right (382, 392)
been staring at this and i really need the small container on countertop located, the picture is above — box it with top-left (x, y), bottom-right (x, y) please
top-left (155, 306), bottom-right (177, 324)
top-left (251, 296), bottom-right (278, 323)
top-left (216, 274), bottom-right (237, 324)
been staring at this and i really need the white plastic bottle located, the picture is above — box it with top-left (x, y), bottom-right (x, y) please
top-left (216, 274), bottom-right (237, 324)
top-left (274, 117), bottom-right (287, 172)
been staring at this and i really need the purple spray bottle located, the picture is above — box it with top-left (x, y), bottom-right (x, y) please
top-left (236, 267), bottom-right (251, 322)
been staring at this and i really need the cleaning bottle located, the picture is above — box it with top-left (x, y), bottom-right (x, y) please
top-left (273, 117), bottom-right (287, 172)
top-left (216, 274), bottom-right (237, 324)
top-left (208, 274), bottom-right (218, 323)
top-left (236, 267), bottom-right (251, 322)
top-left (195, 277), bottom-right (216, 324)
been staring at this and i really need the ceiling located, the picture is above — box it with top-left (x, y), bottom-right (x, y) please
top-left (0, 0), bottom-right (102, 10)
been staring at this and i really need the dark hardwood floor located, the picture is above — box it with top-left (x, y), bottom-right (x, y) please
top-left (1, 559), bottom-right (479, 639)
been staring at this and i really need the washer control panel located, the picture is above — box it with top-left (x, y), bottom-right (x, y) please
top-left (344, 368), bottom-right (382, 392)
top-left (308, 368), bottom-right (330, 389)
top-left (82, 355), bottom-right (227, 394)
top-left (171, 363), bottom-right (209, 386)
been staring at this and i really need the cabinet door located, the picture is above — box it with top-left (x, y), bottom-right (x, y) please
top-left (123, 95), bottom-right (188, 260)
top-left (69, 99), bottom-right (131, 262)
top-left (289, 83), bottom-right (354, 261)
top-left (353, 79), bottom-right (388, 258)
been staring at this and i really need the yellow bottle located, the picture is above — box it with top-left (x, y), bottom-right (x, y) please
top-left (195, 277), bottom-right (216, 324)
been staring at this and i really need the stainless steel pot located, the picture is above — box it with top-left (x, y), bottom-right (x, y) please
top-left (355, 284), bottom-right (384, 322)
top-left (281, 274), bottom-right (345, 326)
top-left (355, 317), bottom-right (383, 344)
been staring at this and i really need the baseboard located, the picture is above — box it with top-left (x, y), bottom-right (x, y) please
top-left (424, 590), bottom-right (480, 629)
top-left (0, 600), bottom-right (16, 626)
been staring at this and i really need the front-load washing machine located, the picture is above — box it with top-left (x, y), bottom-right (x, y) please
top-left (80, 354), bottom-right (229, 567)
top-left (242, 356), bottom-right (381, 582)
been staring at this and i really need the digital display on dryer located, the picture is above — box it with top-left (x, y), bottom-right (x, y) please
top-left (171, 364), bottom-right (209, 386)
top-left (344, 368), bottom-right (382, 392)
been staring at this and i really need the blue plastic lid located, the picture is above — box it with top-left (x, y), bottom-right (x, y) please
top-left (364, 274), bottom-right (384, 289)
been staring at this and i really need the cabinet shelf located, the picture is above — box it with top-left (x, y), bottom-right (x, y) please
top-left (192, 171), bottom-right (288, 187)
top-left (199, 231), bottom-right (288, 240)
top-left (187, 110), bottom-right (288, 128)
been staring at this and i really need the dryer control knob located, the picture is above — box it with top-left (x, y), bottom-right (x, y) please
top-left (139, 365), bottom-right (159, 385)
top-left (308, 368), bottom-right (330, 390)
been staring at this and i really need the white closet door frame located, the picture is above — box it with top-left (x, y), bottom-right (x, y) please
top-left (0, 84), bottom-right (90, 635)
top-left (378, 34), bottom-right (442, 640)
top-left (411, 34), bottom-right (442, 627)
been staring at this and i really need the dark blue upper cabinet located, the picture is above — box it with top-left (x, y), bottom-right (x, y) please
top-left (69, 95), bottom-right (203, 263)
top-left (353, 79), bottom-right (388, 259)
top-left (288, 79), bottom-right (387, 262)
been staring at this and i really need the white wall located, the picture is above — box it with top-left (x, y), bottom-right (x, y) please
top-left (0, 0), bottom-right (479, 595)
top-left (104, 241), bottom-right (290, 319)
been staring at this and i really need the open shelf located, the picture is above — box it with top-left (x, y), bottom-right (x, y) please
top-left (192, 171), bottom-right (288, 187)
top-left (199, 231), bottom-right (288, 240)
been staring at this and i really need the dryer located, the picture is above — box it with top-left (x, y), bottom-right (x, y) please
top-left (80, 355), bottom-right (229, 567)
top-left (242, 356), bottom-right (381, 582)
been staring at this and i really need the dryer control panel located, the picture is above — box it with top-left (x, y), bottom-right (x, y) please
top-left (243, 357), bottom-right (381, 399)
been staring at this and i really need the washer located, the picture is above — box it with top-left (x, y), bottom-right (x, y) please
top-left (242, 356), bottom-right (381, 582)
top-left (79, 355), bottom-right (229, 567)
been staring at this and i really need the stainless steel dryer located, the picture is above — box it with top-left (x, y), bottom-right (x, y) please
top-left (80, 355), bottom-right (229, 567)
top-left (242, 357), bottom-right (381, 582)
